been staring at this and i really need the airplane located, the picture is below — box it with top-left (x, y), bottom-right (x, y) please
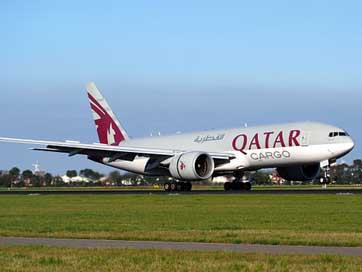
top-left (0, 82), bottom-right (355, 192)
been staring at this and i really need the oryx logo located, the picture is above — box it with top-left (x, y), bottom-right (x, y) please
top-left (88, 93), bottom-right (125, 145)
top-left (179, 161), bottom-right (186, 171)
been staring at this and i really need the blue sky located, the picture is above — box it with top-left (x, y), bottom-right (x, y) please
top-left (1, 1), bottom-right (361, 174)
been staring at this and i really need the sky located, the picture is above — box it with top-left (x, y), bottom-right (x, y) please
top-left (0, 0), bottom-right (361, 175)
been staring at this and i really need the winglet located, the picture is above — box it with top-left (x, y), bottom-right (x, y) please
top-left (86, 82), bottom-right (129, 145)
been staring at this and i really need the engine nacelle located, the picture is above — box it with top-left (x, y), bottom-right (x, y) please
top-left (277, 163), bottom-right (320, 181)
top-left (169, 152), bottom-right (215, 180)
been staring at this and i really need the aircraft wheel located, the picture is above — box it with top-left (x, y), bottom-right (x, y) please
top-left (224, 182), bottom-right (231, 191)
top-left (319, 174), bottom-right (331, 185)
top-left (181, 182), bottom-right (189, 192)
top-left (170, 182), bottom-right (177, 192)
top-left (242, 182), bottom-right (252, 191)
top-left (176, 182), bottom-right (183, 191)
top-left (164, 182), bottom-right (171, 192)
top-left (319, 177), bottom-right (327, 184)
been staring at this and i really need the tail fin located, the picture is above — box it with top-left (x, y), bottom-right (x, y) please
top-left (86, 82), bottom-right (129, 145)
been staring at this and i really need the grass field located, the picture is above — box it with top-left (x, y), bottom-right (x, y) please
top-left (0, 194), bottom-right (362, 247)
top-left (0, 246), bottom-right (361, 272)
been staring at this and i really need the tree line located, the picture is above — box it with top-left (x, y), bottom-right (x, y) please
top-left (0, 159), bottom-right (361, 187)
top-left (0, 167), bottom-right (148, 187)
top-left (0, 167), bottom-right (53, 187)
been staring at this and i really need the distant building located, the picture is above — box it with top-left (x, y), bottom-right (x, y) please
top-left (61, 175), bottom-right (91, 184)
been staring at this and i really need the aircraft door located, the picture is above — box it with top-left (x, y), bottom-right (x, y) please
top-left (301, 131), bottom-right (310, 146)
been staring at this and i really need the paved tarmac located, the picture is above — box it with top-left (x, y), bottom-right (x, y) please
top-left (0, 189), bottom-right (361, 195)
top-left (0, 237), bottom-right (362, 256)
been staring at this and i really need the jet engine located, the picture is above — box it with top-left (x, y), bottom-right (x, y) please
top-left (276, 163), bottom-right (320, 181)
top-left (169, 151), bottom-right (215, 180)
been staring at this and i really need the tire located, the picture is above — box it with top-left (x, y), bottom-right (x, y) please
top-left (185, 182), bottom-right (192, 192)
top-left (224, 182), bottom-right (231, 191)
top-left (319, 177), bottom-right (326, 184)
top-left (164, 182), bottom-right (171, 192)
top-left (243, 182), bottom-right (252, 191)
top-left (170, 182), bottom-right (177, 191)
top-left (181, 182), bottom-right (189, 192)
top-left (176, 182), bottom-right (183, 191)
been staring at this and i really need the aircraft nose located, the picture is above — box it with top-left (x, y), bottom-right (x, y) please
top-left (347, 137), bottom-right (355, 152)
top-left (329, 136), bottom-right (355, 158)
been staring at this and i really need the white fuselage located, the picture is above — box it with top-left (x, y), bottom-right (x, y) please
top-left (103, 121), bottom-right (354, 175)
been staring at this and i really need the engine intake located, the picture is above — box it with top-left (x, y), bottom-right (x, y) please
top-left (277, 163), bottom-right (320, 181)
top-left (169, 152), bottom-right (215, 180)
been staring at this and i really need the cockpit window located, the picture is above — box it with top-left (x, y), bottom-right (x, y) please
top-left (329, 131), bottom-right (349, 137)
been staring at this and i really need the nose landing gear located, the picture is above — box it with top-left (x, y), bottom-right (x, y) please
top-left (319, 176), bottom-right (331, 185)
top-left (319, 160), bottom-right (334, 187)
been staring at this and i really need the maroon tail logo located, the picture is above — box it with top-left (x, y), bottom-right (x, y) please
top-left (88, 93), bottom-right (125, 145)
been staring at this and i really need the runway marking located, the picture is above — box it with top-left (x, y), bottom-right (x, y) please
top-left (0, 237), bottom-right (362, 256)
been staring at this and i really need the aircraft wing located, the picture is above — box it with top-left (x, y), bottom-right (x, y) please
top-left (0, 137), bottom-right (235, 162)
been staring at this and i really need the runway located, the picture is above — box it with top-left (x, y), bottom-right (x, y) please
top-left (0, 237), bottom-right (361, 256)
top-left (0, 189), bottom-right (361, 195)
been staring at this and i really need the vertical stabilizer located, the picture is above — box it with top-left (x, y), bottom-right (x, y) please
top-left (86, 82), bottom-right (129, 145)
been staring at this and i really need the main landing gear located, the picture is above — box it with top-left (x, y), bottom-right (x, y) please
top-left (164, 181), bottom-right (192, 192)
top-left (223, 171), bottom-right (252, 191)
top-left (224, 181), bottom-right (252, 191)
